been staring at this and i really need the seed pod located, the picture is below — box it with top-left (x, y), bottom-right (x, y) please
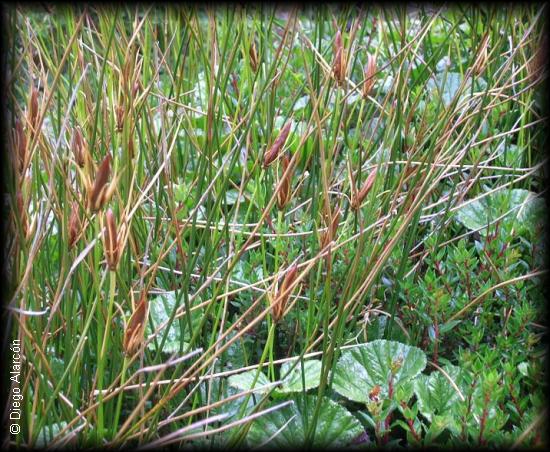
top-left (472, 34), bottom-right (489, 76)
top-left (28, 86), bottom-right (39, 131)
top-left (249, 41), bottom-right (259, 72)
top-left (264, 122), bottom-right (292, 168)
top-left (271, 263), bottom-right (298, 324)
top-left (104, 208), bottom-right (119, 271)
top-left (132, 80), bottom-right (141, 99)
top-left (116, 104), bottom-right (124, 132)
top-left (320, 207), bottom-right (341, 249)
top-left (332, 30), bottom-right (347, 85)
top-left (16, 191), bottom-right (28, 237)
top-left (71, 127), bottom-right (87, 168)
top-left (88, 154), bottom-right (112, 211)
top-left (15, 119), bottom-right (27, 174)
top-left (362, 53), bottom-right (377, 98)
top-left (351, 167), bottom-right (377, 210)
top-left (276, 154), bottom-right (293, 210)
top-left (123, 290), bottom-right (149, 356)
top-left (68, 201), bottom-right (81, 249)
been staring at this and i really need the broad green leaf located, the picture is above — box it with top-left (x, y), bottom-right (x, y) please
top-left (455, 189), bottom-right (544, 236)
top-left (413, 364), bottom-right (464, 422)
top-left (36, 421), bottom-right (68, 447)
top-left (228, 369), bottom-right (271, 393)
top-left (332, 340), bottom-right (427, 403)
top-left (427, 72), bottom-right (487, 107)
top-left (247, 395), bottom-right (363, 448)
top-left (279, 360), bottom-right (322, 393)
top-left (146, 291), bottom-right (196, 354)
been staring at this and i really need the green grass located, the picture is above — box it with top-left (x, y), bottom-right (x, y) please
top-left (3, 4), bottom-right (547, 448)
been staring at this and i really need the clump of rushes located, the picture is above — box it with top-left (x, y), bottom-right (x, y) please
top-left (271, 263), bottom-right (299, 324)
top-left (68, 201), bottom-right (81, 249)
top-left (87, 154), bottom-right (115, 211)
top-left (123, 290), bottom-right (149, 356)
top-left (264, 122), bottom-right (292, 168)
top-left (351, 167), bottom-right (377, 211)
top-left (332, 29), bottom-right (347, 85)
top-left (362, 53), bottom-right (377, 98)
top-left (249, 40), bottom-right (259, 72)
top-left (276, 154), bottom-right (294, 210)
top-left (320, 206), bottom-right (341, 250)
top-left (103, 208), bottom-right (119, 271)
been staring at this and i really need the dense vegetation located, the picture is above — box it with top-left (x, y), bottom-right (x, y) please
top-left (3, 4), bottom-right (547, 449)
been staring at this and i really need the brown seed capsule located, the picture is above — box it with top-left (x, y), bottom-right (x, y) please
top-left (472, 35), bottom-right (489, 76)
top-left (15, 119), bottom-right (27, 174)
top-left (264, 122), bottom-right (292, 168)
top-left (116, 104), bottom-right (124, 132)
top-left (362, 53), bottom-right (377, 98)
top-left (271, 263), bottom-right (299, 324)
top-left (249, 41), bottom-right (259, 72)
top-left (276, 154), bottom-right (293, 210)
top-left (16, 191), bottom-right (28, 237)
top-left (320, 207), bottom-right (341, 250)
top-left (88, 154), bottom-right (112, 211)
top-left (123, 290), bottom-right (149, 356)
top-left (68, 201), bottom-right (81, 249)
top-left (28, 86), bottom-right (39, 131)
top-left (104, 208), bottom-right (119, 271)
top-left (332, 30), bottom-right (347, 85)
top-left (71, 127), bottom-right (87, 168)
top-left (351, 167), bottom-right (377, 210)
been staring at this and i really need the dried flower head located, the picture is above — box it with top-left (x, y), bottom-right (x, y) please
top-left (276, 154), bottom-right (293, 210)
top-left (332, 29), bottom-right (347, 85)
top-left (14, 119), bottom-right (27, 174)
top-left (123, 290), bottom-right (149, 356)
top-left (28, 86), bottom-right (39, 131)
top-left (472, 35), bottom-right (489, 76)
top-left (16, 191), bottom-right (28, 238)
top-left (264, 122), bottom-right (292, 168)
top-left (351, 167), bottom-right (377, 210)
top-left (68, 201), bottom-right (81, 249)
top-left (271, 263), bottom-right (299, 323)
top-left (103, 208), bottom-right (119, 271)
top-left (116, 104), bottom-right (125, 132)
top-left (362, 53), bottom-right (377, 98)
top-left (249, 41), bottom-right (259, 72)
top-left (88, 154), bottom-right (114, 211)
top-left (320, 207), bottom-right (341, 250)
top-left (71, 127), bottom-right (87, 168)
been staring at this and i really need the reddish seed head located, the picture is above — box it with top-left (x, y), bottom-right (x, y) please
top-left (88, 154), bottom-right (112, 211)
top-left (68, 201), bottom-right (81, 249)
top-left (271, 263), bottom-right (299, 323)
top-left (104, 208), bottom-right (119, 271)
top-left (362, 53), bottom-right (377, 98)
top-left (352, 167), bottom-right (377, 210)
top-left (123, 290), bottom-right (149, 356)
top-left (15, 119), bottom-right (27, 174)
top-left (277, 154), bottom-right (293, 210)
top-left (264, 122), bottom-right (292, 168)
top-left (28, 86), bottom-right (39, 130)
